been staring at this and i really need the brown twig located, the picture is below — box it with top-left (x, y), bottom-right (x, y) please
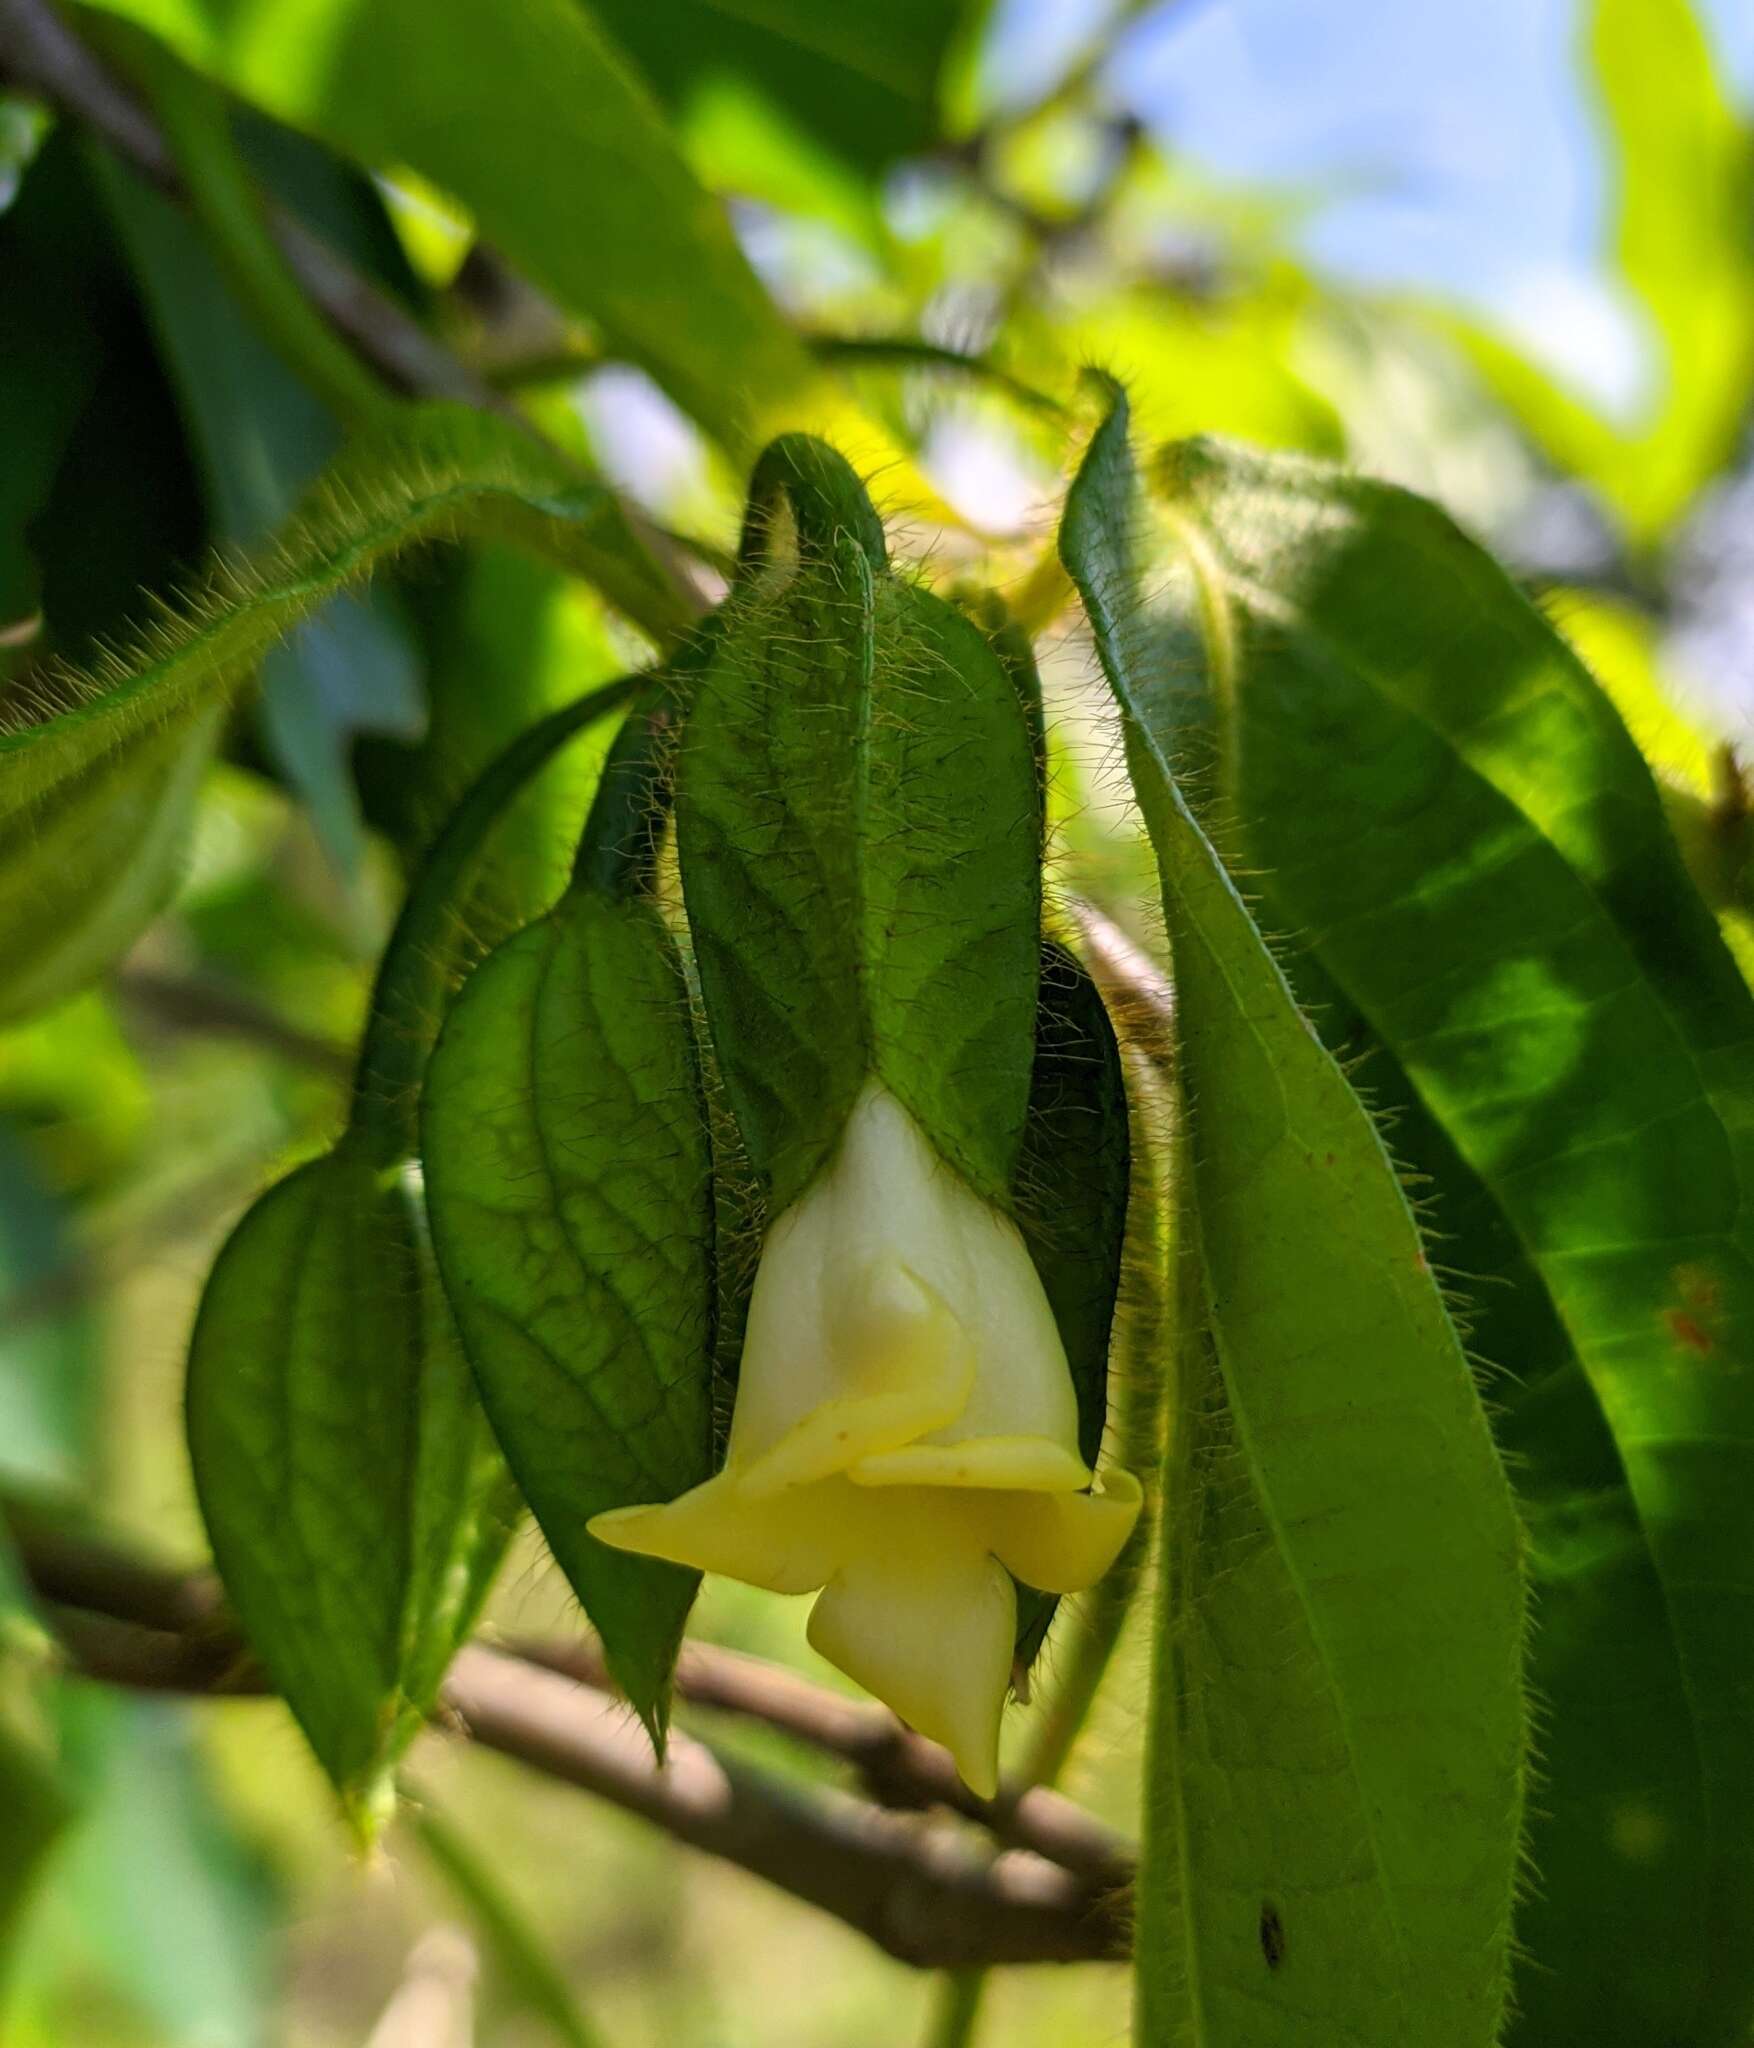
top-left (509, 1635), bottom-right (1134, 1890)
top-left (0, 0), bottom-right (707, 619)
top-left (1072, 899), bottom-right (1175, 1075)
top-left (114, 966), bottom-right (354, 1081)
top-left (449, 1649), bottom-right (1127, 1968)
top-left (13, 1522), bottom-right (1132, 1969)
top-left (0, 0), bottom-right (495, 409)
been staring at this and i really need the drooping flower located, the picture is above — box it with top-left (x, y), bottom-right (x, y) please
top-left (589, 1078), bottom-right (1141, 1796)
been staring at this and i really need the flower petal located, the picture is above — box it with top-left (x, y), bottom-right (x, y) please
top-left (735, 1258), bottom-right (974, 1495)
top-left (848, 1434), bottom-right (1091, 1492)
top-left (986, 1468), bottom-right (1145, 1595)
top-left (807, 1536), bottom-right (1016, 1798)
top-left (588, 1471), bottom-right (845, 1594)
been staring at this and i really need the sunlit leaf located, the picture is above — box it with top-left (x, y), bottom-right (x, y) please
top-left (86, 0), bottom-right (813, 447)
top-left (1061, 382), bottom-right (1528, 2048)
top-left (1149, 429), bottom-right (1754, 2045)
top-left (1452, 0), bottom-right (1754, 542)
top-left (594, 0), bottom-right (970, 180)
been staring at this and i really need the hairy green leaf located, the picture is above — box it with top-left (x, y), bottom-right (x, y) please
top-left (0, 403), bottom-right (682, 1019)
top-left (186, 1146), bottom-right (509, 1825)
top-left (677, 436), bottom-right (1042, 1210)
top-left (421, 884), bottom-right (715, 1730)
top-left (86, 0), bottom-right (812, 447)
top-left (1061, 384), bottom-right (1528, 2048)
top-left (95, 137), bottom-right (424, 873)
top-left (0, 710), bottom-right (219, 1028)
top-left (1155, 433), bottom-right (1754, 2044)
top-left (185, 683), bottom-right (637, 1816)
top-left (3, 402), bottom-right (684, 820)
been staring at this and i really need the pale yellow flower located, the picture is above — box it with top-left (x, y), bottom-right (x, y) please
top-left (589, 1079), bottom-right (1141, 1796)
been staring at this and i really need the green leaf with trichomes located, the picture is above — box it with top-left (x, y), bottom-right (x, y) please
top-left (185, 683), bottom-right (636, 1821)
top-left (1061, 382), bottom-right (1528, 2048)
top-left (421, 873), bottom-right (716, 1733)
top-left (186, 1146), bottom-right (507, 1827)
top-left (3, 401), bottom-right (684, 820)
top-left (0, 402), bottom-right (683, 1020)
top-left (677, 435), bottom-right (1042, 1211)
top-left (1152, 432), bottom-right (1754, 2044)
top-left (93, 134), bottom-right (424, 873)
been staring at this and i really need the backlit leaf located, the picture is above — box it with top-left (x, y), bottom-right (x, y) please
top-left (85, 0), bottom-right (813, 447)
top-left (421, 879), bottom-right (716, 1731)
top-left (677, 436), bottom-right (1042, 1210)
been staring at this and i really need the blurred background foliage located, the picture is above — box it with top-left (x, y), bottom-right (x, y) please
top-left (1, 0), bottom-right (1752, 2041)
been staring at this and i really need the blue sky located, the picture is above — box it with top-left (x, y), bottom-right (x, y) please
top-left (986, 0), bottom-right (1754, 406)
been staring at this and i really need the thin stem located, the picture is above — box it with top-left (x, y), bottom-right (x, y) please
top-left (0, 0), bottom-right (706, 623)
top-left (807, 335), bottom-right (1063, 419)
top-left (12, 1514), bottom-right (1136, 1970)
top-left (923, 1971), bottom-right (989, 2048)
top-left (0, 0), bottom-right (490, 409)
top-left (114, 967), bottom-right (353, 1080)
top-left (407, 1793), bottom-right (607, 2048)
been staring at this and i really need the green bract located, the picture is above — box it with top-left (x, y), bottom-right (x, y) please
top-left (421, 855), bottom-right (718, 1731)
top-left (187, 1144), bottom-right (512, 1828)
